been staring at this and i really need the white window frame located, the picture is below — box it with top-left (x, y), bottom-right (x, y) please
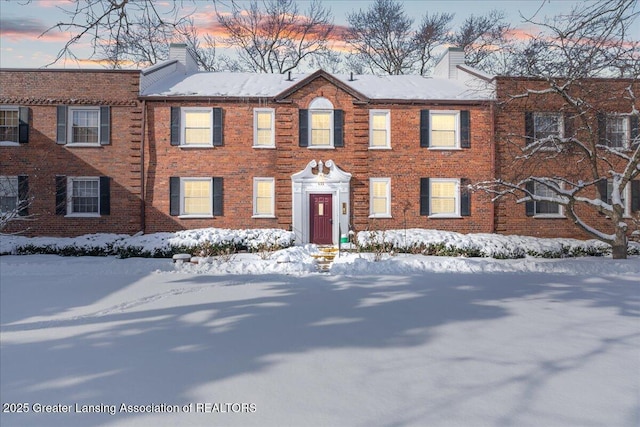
top-left (605, 180), bottom-right (632, 217)
top-left (605, 114), bottom-right (630, 150)
top-left (533, 181), bottom-right (564, 218)
top-left (0, 176), bottom-right (18, 213)
top-left (533, 112), bottom-right (564, 142)
top-left (68, 106), bottom-right (101, 146)
top-left (181, 107), bottom-right (213, 147)
top-left (369, 178), bottom-right (391, 218)
top-left (179, 177), bottom-right (213, 218)
top-left (429, 110), bottom-right (460, 149)
top-left (308, 97), bottom-right (334, 149)
top-left (253, 108), bottom-right (275, 148)
top-left (429, 178), bottom-right (460, 218)
top-left (253, 177), bottom-right (275, 218)
top-left (66, 176), bottom-right (100, 217)
top-left (369, 109), bottom-right (391, 149)
top-left (0, 106), bottom-right (19, 146)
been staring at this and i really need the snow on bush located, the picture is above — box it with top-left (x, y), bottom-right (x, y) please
top-left (0, 228), bottom-right (295, 257)
top-left (357, 229), bottom-right (640, 258)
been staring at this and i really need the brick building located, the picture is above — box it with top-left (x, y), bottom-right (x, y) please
top-left (140, 46), bottom-right (495, 244)
top-left (493, 76), bottom-right (640, 239)
top-left (0, 69), bottom-right (143, 236)
top-left (2, 45), bottom-right (637, 244)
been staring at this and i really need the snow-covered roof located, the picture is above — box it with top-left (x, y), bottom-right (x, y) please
top-left (140, 69), bottom-right (494, 101)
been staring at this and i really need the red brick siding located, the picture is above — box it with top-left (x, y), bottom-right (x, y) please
top-left (0, 70), bottom-right (142, 236)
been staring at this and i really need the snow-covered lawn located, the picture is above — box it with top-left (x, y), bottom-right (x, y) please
top-left (1, 252), bottom-right (639, 427)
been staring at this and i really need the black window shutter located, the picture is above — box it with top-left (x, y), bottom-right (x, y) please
top-left (460, 178), bottom-right (471, 216)
top-left (630, 115), bottom-right (639, 146)
top-left (55, 175), bottom-right (67, 215)
top-left (460, 110), bottom-right (470, 148)
top-left (597, 113), bottom-right (607, 145)
top-left (18, 107), bottom-right (29, 144)
top-left (99, 176), bottom-right (110, 215)
top-left (420, 178), bottom-right (430, 216)
top-left (170, 107), bottom-right (181, 146)
top-left (299, 109), bottom-right (308, 147)
top-left (420, 110), bottom-right (430, 147)
top-left (212, 108), bottom-right (223, 146)
top-left (100, 106), bottom-right (110, 145)
top-left (17, 175), bottom-right (28, 216)
top-left (563, 112), bottom-right (573, 138)
top-left (213, 177), bottom-right (223, 216)
top-left (524, 112), bottom-right (534, 144)
top-left (525, 181), bottom-right (535, 216)
top-left (169, 177), bottom-right (180, 216)
top-left (631, 180), bottom-right (640, 212)
top-left (597, 179), bottom-right (608, 203)
top-left (334, 109), bottom-right (344, 147)
top-left (56, 106), bottom-right (67, 144)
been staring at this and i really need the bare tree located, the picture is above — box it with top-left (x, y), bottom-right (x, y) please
top-left (39, 0), bottom-right (203, 66)
top-left (0, 176), bottom-right (32, 233)
top-left (346, 0), bottom-right (415, 75)
top-left (481, 0), bottom-right (640, 259)
top-left (216, 0), bottom-right (335, 74)
top-left (451, 9), bottom-right (511, 72)
top-left (101, 17), bottom-right (221, 70)
top-left (413, 12), bottom-right (454, 75)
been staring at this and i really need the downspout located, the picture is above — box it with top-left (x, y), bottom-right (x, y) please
top-left (490, 99), bottom-right (496, 234)
top-left (140, 99), bottom-right (146, 233)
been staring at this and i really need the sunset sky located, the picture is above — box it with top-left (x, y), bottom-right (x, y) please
top-left (1, 0), bottom-right (635, 69)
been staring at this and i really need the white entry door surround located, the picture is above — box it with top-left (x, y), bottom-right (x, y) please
top-left (291, 160), bottom-right (351, 244)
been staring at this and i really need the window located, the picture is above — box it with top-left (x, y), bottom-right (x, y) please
top-left (70, 107), bottom-right (100, 144)
top-left (254, 109), bottom-right (275, 147)
top-left (55, 176), bottom-right (109, 216)
top-left (369, 110), bottom-right (390, 148)
top-left (369, 178), bottom-right (391, 218)
top-left (183, 109), bottom-right (212, 146)
top-left (526, 181), bottom-right (563, 217)
top-left (0, 107), bottom-right (18, 143)
top-left (57, 105), bottom-right (109, 145)
top-left (253, 178), bottom-right (275, 217)
top-left (420, 178), bottom-right (470, 217)
top-left (170, 107), bottom-right (223, 147)
top-left (299, 97), bottom-right (343, 148)
top-left (68, 177), bottom-right (100, 215)
top-left (169, 177), bottom-right (222, 217)
top-left (0, 176), bottom-right (18, 212)
top-left (420, 110), bottom-right (470, 149)
top-left (532, 112), bottom-right (563, 142)
top-left (600, 179), bottom-right (631, 216)
top-left (182, 178), bottom-right (212, 216)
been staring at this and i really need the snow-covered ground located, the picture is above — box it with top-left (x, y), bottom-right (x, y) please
top-left (1, 249), bottom-right (639, 427)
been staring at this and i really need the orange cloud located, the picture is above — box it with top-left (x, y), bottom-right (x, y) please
top-left (0, 18), bottom-right (71, 42)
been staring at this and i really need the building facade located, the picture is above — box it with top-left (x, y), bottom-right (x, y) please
top-left (1, 46), bottom-right (638, 243)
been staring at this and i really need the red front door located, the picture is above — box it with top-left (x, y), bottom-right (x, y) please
top-left (310, 194), bottom-right (333, 244)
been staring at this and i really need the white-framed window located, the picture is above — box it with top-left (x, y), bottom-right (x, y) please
top-left (253, 177), bottom-right (275, 217)
top-left (369, 110), bottom-right (390, 148)
top-left (253, 108), bottom-right (275, 148)
top-left (0, 176), bottom-right (18, 213)
top-left (533, 112), bottom-right (563, 142)
top-left (430, 111), bottom-right (459, 148)
top-left (369, 178), bottom-right (391, 218)
top-left (430, 179), bottom-right (460, 217)
top-left (181, 178), bottom-right (213, 217)
top-left (67, 177), bottom-right (100, 216)
top-left (533, 181), bottom-right (563, 217)
top-left (182, 108), bottom-right (213, 146)
top-left (605, 115), bottom-right (630, 149)
top-left (68, 107), bottom-right (100, 145)
top-left (309, 97), bottom-right (334, 148)
top-left (604, 180), bottom-right (631, 217)
top-left (0, 107), bottom-right (19, 143)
